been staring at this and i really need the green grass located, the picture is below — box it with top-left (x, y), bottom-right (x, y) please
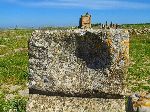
top-left (0, 29), bottom-right (32, 84)
top-left (0, 25), bottom-right (150, 111)
top-left (0, 29), bottom-right (32, 112)
top-left (127, 33), bottom-right (150, 92)
top-left (0, 93), bottom-right (27, 112)
top-left (0, 29), bottom-right (31, 50)
top-left (121, 23), bottom-right (150, 29)
top-left (0, 52), bottom-right (29, 84)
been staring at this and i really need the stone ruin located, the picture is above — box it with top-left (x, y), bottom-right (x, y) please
top-left (79, 12), bottom-right (119, 29)
top-left (128, 28), bottom-right (150, 35)
top-left (79, 12), bottom-right (91, 29)
top-left (79, 12), bottom-right (118, 29)
top-left (94, 21), bottom-right (119, 29)
top-left (27, 29), bottom-right (129, 112)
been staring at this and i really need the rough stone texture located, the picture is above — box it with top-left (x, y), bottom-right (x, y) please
top-left (29, 29), bottom-right (129, 96)
top-left (27, 94), bottom-right (125, 112)
top-left (79, 13), bottom-right (91, 29)
top-left (128, 28), bottom-right (150, 35)
top-left (18, 89), bottom-right (29, 97)
top-left (127, 92), bottom-right (150, 112)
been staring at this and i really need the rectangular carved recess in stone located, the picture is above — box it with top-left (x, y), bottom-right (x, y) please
top-left (29, 29), bottom-right (129, 97)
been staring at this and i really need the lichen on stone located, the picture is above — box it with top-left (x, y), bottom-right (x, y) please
top-left (29, 29), bottom-right (129, 96)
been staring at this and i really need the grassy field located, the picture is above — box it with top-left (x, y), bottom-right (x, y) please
top-left (0, 29), bottom-right (32, 84)
top-left (127, 33), bottom-right (150, 92)
top-left (0, 29), bottom-right (32, 112)
top-left (122, 24), bottom-right (150, 92)
top-left (121, 23), bottom-right (150, 29)
top-left (0, 25), bottom-right (149, 111)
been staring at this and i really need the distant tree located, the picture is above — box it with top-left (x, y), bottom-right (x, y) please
top-left (15, 25), bottom-right (18, 30)
top-left (106, 21), bottom-right (107, 26)
top-left (110, 22), bottom-right (113, 27)
top-left (91, 23), bottom-right (101, 27)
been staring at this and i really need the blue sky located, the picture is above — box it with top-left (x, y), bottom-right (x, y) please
top-left (0, 0), bottom-right (150, 28)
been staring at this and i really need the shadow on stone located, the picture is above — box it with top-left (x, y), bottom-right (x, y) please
top-left (75, 32), bottom-right (111, 69)
top-left (126, 96), bottom-right (134, 112)
top-left (29, 88), bottom-right (124, 99)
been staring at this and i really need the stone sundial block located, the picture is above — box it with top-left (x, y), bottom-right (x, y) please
top-left (29, 29), bottom-right (129, 96)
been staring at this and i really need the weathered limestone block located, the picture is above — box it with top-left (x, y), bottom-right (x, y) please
top-left (29, 29), bottom-right (129, 96)
top-left (27, 94), bottom-right (125, 112)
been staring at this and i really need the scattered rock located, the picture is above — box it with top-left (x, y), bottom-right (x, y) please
top-left (128, 28), bottom-right (150, 35)
top-left (0, 47), bottom-right (28, 58)
top-left (9, 85), bottom-right (21, 92)
top-left (9, 109), bottom-right (17, 112)
top-left (127, 92), bottom-right (150, 112)
top-left (18, 89), bottom-right (29, 97)
top-left (14, 48), bottom-right (28, 53)
top-left (0, 45), bottom-right (7, 47)
top-left (5, 94), bottom-right (16, 100)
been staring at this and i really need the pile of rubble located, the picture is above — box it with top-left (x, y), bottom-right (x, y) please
top-left (127, 92), bottom-right (150, 112)
top-left (128, 28), bottom-right (150, 35)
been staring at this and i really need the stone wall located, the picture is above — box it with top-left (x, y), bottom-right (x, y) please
top-left (128, 28), bottom-right (150, 35)
top-left (28, 29), bottom-right (129, 111)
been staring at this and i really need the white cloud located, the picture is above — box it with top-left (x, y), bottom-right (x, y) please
top-left (3, 0), bottom-right (150, 9)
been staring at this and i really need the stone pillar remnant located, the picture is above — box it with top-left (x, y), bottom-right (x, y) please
top-left (27, 29), bottom-right (129, 112)
top-left (79, 12), bottom-right (91, 29)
